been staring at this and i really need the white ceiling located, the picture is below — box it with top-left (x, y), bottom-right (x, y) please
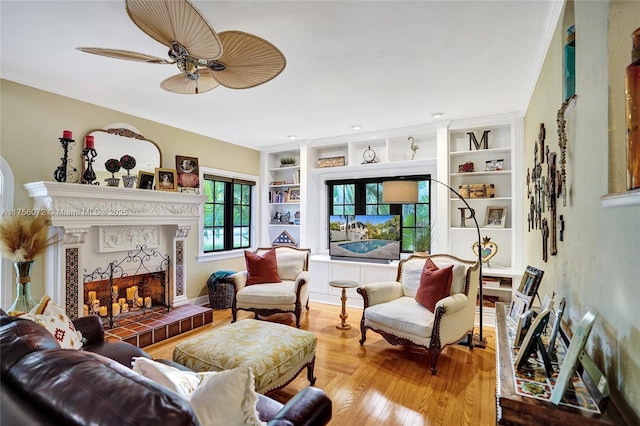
top-left (0, 1), bottom-right (561, 149)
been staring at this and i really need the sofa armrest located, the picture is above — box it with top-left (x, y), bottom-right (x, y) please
top-left (72, 315), bottom-right (104, 346)
top-left (435, 293), bottom-right (468, 315)
top-left (267, 386), bottom-right (332, 426)
top-left (357, 281), bottom-right (403, 307)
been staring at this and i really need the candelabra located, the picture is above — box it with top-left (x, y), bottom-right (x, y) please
top-left (53, 136), bottom-right (78, 183)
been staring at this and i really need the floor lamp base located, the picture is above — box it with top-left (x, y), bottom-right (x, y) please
top-left (472, 332), bottom-right (487, 349)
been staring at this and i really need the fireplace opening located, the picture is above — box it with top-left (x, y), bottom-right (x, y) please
top-left (83, 246), bottom-right (170, 329)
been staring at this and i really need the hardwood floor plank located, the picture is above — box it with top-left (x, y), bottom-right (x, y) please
top-left (145, 302), bottom-right (497, 425)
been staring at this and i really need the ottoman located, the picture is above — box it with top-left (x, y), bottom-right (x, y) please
top-left (173, 319), bottom-right (317, 394)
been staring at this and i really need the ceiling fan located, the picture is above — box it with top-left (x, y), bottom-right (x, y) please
top-left (78, 0), bottom-right (286, 94)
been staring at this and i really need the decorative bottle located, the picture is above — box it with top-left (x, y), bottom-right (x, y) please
top-left (626, 27), bottom-right (640, 190)
top-left (563, 25), bottom-right (576, 101)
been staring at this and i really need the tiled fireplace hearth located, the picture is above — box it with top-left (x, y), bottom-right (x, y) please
top-left (25, 182), bottom-right (207, 327)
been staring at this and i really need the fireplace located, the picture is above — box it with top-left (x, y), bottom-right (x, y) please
top-left (25, 181), bottom-right (205, 320)
top-left (83, 245), bottom-right (170, 329)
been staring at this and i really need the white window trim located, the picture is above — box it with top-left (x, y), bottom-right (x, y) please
top-left (196, 167), bottom-right (260, 262)
top-left (1, 156), bottom-right (15, 308)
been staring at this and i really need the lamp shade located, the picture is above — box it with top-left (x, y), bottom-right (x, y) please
top-left (382, 181), bottom-right (418, 204)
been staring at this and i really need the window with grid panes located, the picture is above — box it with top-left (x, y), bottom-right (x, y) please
top-left (203, 174), bottom-right (254, 252)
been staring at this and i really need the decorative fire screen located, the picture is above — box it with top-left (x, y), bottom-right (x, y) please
top-left (83, 245), bottom-right (170, 329)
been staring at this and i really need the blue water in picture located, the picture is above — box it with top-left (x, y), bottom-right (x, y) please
top-left (338, 240), bottom-right (390, 254)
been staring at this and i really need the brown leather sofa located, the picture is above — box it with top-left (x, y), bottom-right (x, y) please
top-left (0, 309), bottom-right (332, 426)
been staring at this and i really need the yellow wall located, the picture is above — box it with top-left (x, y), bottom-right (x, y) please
top-left (0, 79), bottom-right (258, 302)
top-left (523, 0), bottom-right (639, 421)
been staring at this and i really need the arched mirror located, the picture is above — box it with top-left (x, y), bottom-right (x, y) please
top-left (82, 124), bottom-right (162, 186)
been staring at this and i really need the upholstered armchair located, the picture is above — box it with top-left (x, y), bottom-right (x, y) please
top-left (229, 246), bottom-right (311, 328)
top-left (357, 253), bottom-right (480, 374)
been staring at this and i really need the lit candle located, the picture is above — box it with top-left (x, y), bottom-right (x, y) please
top-left (83, 304), bottom-right (89, 317)
top-left (63, 130), bottom-right (72, 139)
top-left (126, 287), bottom-right (135, 301)
top-left (99, 306), bottom-right (108, 317)
top-left (144, 297), bottom-right (152, 308)
top-left (132, 286), bottom-right (138, 300)
top-left (92, 301), bottom-right (100, 314)
top-left (111, 285), bottom-right (118, 298)
top-left (87, 291), bottom-right (97, 302)
top-left (121, 303), bottom-right (129, 313)
top-left (85, 135), bottom-right (94, 149)
top-left (136, 297), bottom-right (143, 308)
top-left (112, 303), bottom-right (120, 316)
top-left (118, 297), bottom-right (126, 306)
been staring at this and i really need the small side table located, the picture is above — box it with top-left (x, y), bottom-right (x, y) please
top-left (329, 280), bottom-right (359, 330)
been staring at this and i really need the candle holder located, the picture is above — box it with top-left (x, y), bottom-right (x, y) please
top-left (54, 137), bottom-right (78, 183)
top-left (82, 148), bottom-right (100, 185)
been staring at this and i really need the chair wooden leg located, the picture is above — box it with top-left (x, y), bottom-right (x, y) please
top-left (430, 351), bottom-right (440, 375)
top-left (359, 322), bottom-right (367, 345)
top-left (231, 306), bottom-right (237, 323)
top-left (307, 358), bottom-right (316, 386)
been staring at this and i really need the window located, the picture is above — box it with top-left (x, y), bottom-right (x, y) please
top-left (327, 176), bottom-right (430, 253)
top-left (202, 173), bottom-right (255, 253)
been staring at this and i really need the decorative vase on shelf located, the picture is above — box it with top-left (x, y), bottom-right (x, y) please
top-left (121, 174), bottom-right (137, 188)
top-left (626, 27), bottom-right (640, 190)
top-left (7, 260), bottom-right (36, 313)
top-left (105, 177), bottom-right (120, 187)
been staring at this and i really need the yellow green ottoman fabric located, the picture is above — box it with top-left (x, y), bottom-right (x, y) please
top-left (173, 319), bottom-right (317, 394)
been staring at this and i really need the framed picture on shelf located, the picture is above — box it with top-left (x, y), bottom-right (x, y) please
top-left (137, 171), bottom-right (155, 190)
top-left (484, 205), bottom-right (507, 228)
top-left (175, 155), bottom-right (199, 191)
top-left (287, 188), bottom-right (301, 202)
top-left (155, 168), bottom-right (178, 192)
top-left (507, 296), bottom-right (526, 327)
top-left (513, 308), bottom-right (534, 348)
top-left (516, 265), bottom-right (545, 300)
top-left (550, 311), bottom-right (598, 404)
top-left (515, 309), bottom-right (553, 377)
top-left (485, 158), bottom-right (504, 171)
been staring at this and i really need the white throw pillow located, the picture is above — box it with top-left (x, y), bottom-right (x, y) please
top-left (14, 295), bottom-right (84, 349)
top-left (132, 357), bottom-right (202, 399)
top-left (132, 358), bottom-right (265, 426)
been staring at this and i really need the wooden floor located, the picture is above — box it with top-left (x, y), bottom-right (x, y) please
top-left (145, 302), bottom-right (497, 426)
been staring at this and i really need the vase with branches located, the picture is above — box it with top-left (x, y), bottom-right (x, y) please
top-left (0, 213), bottom-right (56, 312)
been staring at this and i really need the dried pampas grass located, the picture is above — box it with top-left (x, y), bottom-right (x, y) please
top-left (0, 213), bottom-right (56, 262)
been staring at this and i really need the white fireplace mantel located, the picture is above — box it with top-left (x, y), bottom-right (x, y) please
top-left (25, 181), bottom-right (205, 318)
top-left (25, 181), bottom-right (204, 231)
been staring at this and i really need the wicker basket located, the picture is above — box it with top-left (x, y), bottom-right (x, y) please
top-left (207, 271), bottom-right (236, 309)
top-left (208, 283), bottom-right (234, 309)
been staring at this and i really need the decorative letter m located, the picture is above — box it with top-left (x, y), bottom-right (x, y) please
top-left (467, 130), bottom-right (491, 150)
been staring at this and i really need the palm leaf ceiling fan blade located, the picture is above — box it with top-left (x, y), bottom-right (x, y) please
top-left (209, 31), bottom-right (286, 89)
top-left (125, 0), bottom-right (222, 60)
top-left (160, 69), bottom-right (219, 94)
top-left (76, 47), bottom-right (172, 64)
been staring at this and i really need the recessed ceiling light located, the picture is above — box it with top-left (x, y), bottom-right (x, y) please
top-left (287, 135), bottom-right (297, 140)
top-left (431, 112), bottom-right (445, 119)
top-left (351, 124), bottom-right (363, 130)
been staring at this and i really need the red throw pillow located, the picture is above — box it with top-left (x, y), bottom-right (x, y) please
top-left (244, 249), bottom-right (282, 285)
top-left (415, 258), bottom-right (453, 312)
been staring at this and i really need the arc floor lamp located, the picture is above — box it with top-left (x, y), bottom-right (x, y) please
top-left (382, 178), bottom-right (486, 348)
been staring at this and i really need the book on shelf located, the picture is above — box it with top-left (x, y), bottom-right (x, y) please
top-left (482, 276), bottom-right (501, 288)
